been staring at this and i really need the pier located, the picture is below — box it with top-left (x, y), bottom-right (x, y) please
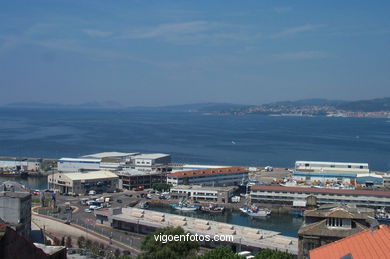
top-left (95, 207), bottom-right (298, 255)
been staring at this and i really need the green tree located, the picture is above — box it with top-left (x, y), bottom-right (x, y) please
top-left (198, 246), bottom-right (244, 259)
top-left (254, 249), bottom-right (292, 259)
top-left (77, 236), bottom-right (85, 248)
top-left (85, 239), bottom-right (92, 249)
top-left (66, 236), bottom-right (73, 248)
top-left (61, 236), bottom-right (65, 246)
top-left (152, 183), bottom-right (172, 192)
top-left (139, 227), bottom-right (199, 259)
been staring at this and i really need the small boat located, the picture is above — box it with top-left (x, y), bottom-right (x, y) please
top-left (240, 205), bottom-right (271, 217)
top-left (170, 202), bottom-right (199, 211)
top-left (200, 204), bottom-right (225, 213)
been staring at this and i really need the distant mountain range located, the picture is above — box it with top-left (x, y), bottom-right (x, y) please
top-left (4, 97), bottom-right (390, 113)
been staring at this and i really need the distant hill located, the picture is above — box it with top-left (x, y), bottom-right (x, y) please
top-left (6, 101), bottom-right (124, 110)
top-left (336, 97), bottom-right (390, 112)
top-left (127, 102), bottom-right (251, 113)
top-left (263, 98), bottom-right (347, 107)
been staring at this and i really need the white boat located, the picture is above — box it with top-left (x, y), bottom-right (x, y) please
top-left (240, 205), bottom-right (271, 217)
top-left (170, 202), bottom-right (199, 211)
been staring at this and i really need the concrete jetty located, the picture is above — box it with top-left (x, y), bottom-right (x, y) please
top-left (95, 207), bottom-right (298, 255)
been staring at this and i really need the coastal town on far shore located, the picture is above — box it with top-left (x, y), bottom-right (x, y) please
top-left (1, 151), bottom-right (390, 258)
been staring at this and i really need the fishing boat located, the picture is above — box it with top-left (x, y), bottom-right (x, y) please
top-left (200, 204), bottom-right (225, 213)
top-left (240, 205), bottom-right (271, 217)
top-left (170, 202), bottom-right (199, 211)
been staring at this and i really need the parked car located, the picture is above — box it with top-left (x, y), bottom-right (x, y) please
top-left (84, 208), bottom-right (92, 213)
top-left (88, 190), bottom-right (96, 195)
top-left (116, 199), bottom-right (123, 203)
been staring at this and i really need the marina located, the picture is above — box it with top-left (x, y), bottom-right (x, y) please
top-left (95, 207), bottom-right (299, 255)
top-left (147, 203), bottom-right (303, 237)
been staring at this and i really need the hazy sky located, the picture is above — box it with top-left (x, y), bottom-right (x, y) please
top-left (1, 1), bottom-right (389, 106)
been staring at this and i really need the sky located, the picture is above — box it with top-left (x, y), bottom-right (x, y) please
top-left (0, 0), bottom-right (389, 106)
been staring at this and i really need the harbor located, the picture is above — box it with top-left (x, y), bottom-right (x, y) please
top-left (95, 207), bottom-right (299, 255)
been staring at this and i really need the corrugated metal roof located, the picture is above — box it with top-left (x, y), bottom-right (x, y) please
top-left (62, 170), bottom-right (118, 180)
top-left (310, 225), bottom-right (390, 259)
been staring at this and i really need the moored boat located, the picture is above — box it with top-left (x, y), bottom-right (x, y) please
top-left (240, 205), bottom-right (271, 217)
top-left (170, 202), bottom-right (199, 211)
top-left (200, 204), bottom-right (225, 213)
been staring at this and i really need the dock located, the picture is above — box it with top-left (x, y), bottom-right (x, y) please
top-left (95, 207), bottom-right (298, 255)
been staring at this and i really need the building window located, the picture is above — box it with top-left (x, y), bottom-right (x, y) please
top-left (348, 165), bottom-right (352, 168)
top-left (305, 163), bottom-right (310, 167)
top-left (360, 166), bottom-right (364, 169)
top-left (327, 218), bottom-right (343, 227)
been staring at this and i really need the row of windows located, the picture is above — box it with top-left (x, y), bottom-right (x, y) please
top-left (252, 190), bottom-right (388, 199)
top-left (251, 195), bottom-right (390, 205)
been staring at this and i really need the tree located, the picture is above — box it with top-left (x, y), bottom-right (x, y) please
top-left (85, 239), bottom-right (92, 249)
top-left (77, 236), bottom-right (85, 248)
top-left (60, 236), bottom-right (65, 246)
top-left (254, 249), bottom-right (293, 259)
top-left (152, 183), bottom-right (172, 192)
top-left (139, 227), bottom-right (199, 259)
top-left (66, 236), bottom-right (73, 248)
top-left (198, 246), bottom-right (244, 259)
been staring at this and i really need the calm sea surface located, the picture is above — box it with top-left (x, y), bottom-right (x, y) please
top-left (1, 108), bottom-right (388, 236)
top-left (0, 108), bottom-right (389, 171)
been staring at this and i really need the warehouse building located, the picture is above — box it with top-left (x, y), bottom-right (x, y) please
top-left (57, 157), bottom-right (101, 172)
top-left (170, 185), bottom-right (237, 203)
top-left (48, 170), bottom-right (118, 195)
top-left (293, 161), bottom-right (370, 184)
top-left (132, 153), bottom-right (171, 171)
top-left (250, 185), bottom-right (390, 207)
top-left (167, 166), bottom-right (248, 186)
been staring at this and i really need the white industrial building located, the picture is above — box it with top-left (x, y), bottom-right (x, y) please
top-left (167, 167), bottom-right (248, 186)
top-left (132, 153), bottom-right (171, 171)
top-left (293, 161), bottom-right (370, 184)
top-left (48, 170), bottom-right (119, 195)
top-left (0, 157), bottom-right (42, 172)
top-left (82, 152), bottom-right (139, 160)
top-left (57, 157), bottom-right (101, 172)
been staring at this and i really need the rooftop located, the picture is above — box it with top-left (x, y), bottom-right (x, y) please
top-left (134, 153), bottom-right (170, 160)
top-left (82, 152), bottom-right (139, 158)
top-left (171, 185), bottom-right (237, 192)
top-left (296, 161), bottom-right (369, 167)
top-left (62, 171), bottom-right (118, 181)
top-left (168, 166), bottom-right (247, 178)
top-left (310, 225), bottom-right (390, 259)
top-left (58, 157), bottom-right (101, 162)
top-left (250, 185), bottom-right (390, 197)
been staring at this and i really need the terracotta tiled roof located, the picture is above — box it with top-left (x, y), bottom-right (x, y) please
top-left (310, 225), bottom-right (390, 259)
top-left (250, 185), bottom-right (390, 197)
top-left (167, 166), bottom-right (247, 178)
